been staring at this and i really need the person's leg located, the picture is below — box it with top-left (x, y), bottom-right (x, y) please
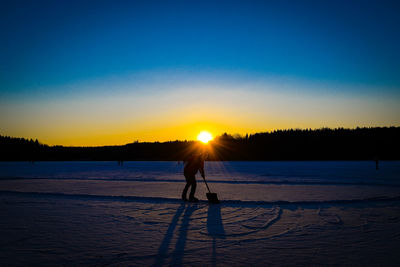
top-left (188, 177), bottom-right (197, 201)
top-left (182, 174), bottom-right (192, 201)
top-left (182, 182), bottom-right (189, 201)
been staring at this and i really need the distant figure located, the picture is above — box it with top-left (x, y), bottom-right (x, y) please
top-left (118, 160), bottom-right (123, 166)
top-left (374, 156), bottom-right (379, 170)
top-left (182, 153), bottom-right (207, 202)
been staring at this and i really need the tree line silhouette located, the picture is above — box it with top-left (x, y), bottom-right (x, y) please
top-left (1, 127), bottom-right (399, 161)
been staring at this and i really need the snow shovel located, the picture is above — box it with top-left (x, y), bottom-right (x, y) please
top-left (202, 176), bottom-right (220, 204)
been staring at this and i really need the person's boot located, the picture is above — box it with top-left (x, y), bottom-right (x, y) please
top-left (182, 193), bottom-right (188, 201)
top-left (188, 196), bottom-right (199, 203)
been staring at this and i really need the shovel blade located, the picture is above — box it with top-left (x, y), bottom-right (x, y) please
top-left (206, 193), bottom-right (220, 204)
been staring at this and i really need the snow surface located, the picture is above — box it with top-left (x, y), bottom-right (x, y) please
top-left (1, 161), bottom-right (400, 266)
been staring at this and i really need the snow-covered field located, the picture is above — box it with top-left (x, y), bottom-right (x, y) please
top-left (1, 161), bottom-right (400, 266)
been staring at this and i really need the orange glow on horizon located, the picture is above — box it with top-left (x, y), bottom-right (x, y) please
top-left (2, 76), bottom-right (399, 147)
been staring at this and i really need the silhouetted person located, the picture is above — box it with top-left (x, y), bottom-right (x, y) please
top-left (374, 156), bottom-right (379, 170)
top-left (182, 153), bottom-right (206, 202)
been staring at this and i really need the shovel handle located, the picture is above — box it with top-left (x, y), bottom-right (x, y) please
top-left (202, 176), bottom-right (212, 193)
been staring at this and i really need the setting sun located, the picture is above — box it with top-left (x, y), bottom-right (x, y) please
top-left (197, 131), bottom-right (213, 143)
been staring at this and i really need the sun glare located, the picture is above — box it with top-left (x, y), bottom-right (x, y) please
top-left (197, 131), bottom-right (213, 143)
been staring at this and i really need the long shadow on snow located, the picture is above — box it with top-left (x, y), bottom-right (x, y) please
top-left (152, 203), bottom-right (200, 266)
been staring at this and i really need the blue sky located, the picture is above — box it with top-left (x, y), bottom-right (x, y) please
top-left (1, 0), bottom-right (399, 144)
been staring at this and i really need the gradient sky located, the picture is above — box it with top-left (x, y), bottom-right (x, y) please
top-left (1, 0), bottom-right (400, 146)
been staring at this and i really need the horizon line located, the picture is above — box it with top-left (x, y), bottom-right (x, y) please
top-left (1, 125), bottom-right (399, 148)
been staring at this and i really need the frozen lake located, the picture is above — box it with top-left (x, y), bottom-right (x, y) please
top-left (0, 161), bottom-right (399, 202)
top-left (1, 160), bottom-right (400, 183)
top-left (1, 161), bottom-right (400, 266)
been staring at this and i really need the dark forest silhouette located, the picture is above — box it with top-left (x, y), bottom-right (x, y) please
top-left (1, 127), bottom-right (399, 161)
